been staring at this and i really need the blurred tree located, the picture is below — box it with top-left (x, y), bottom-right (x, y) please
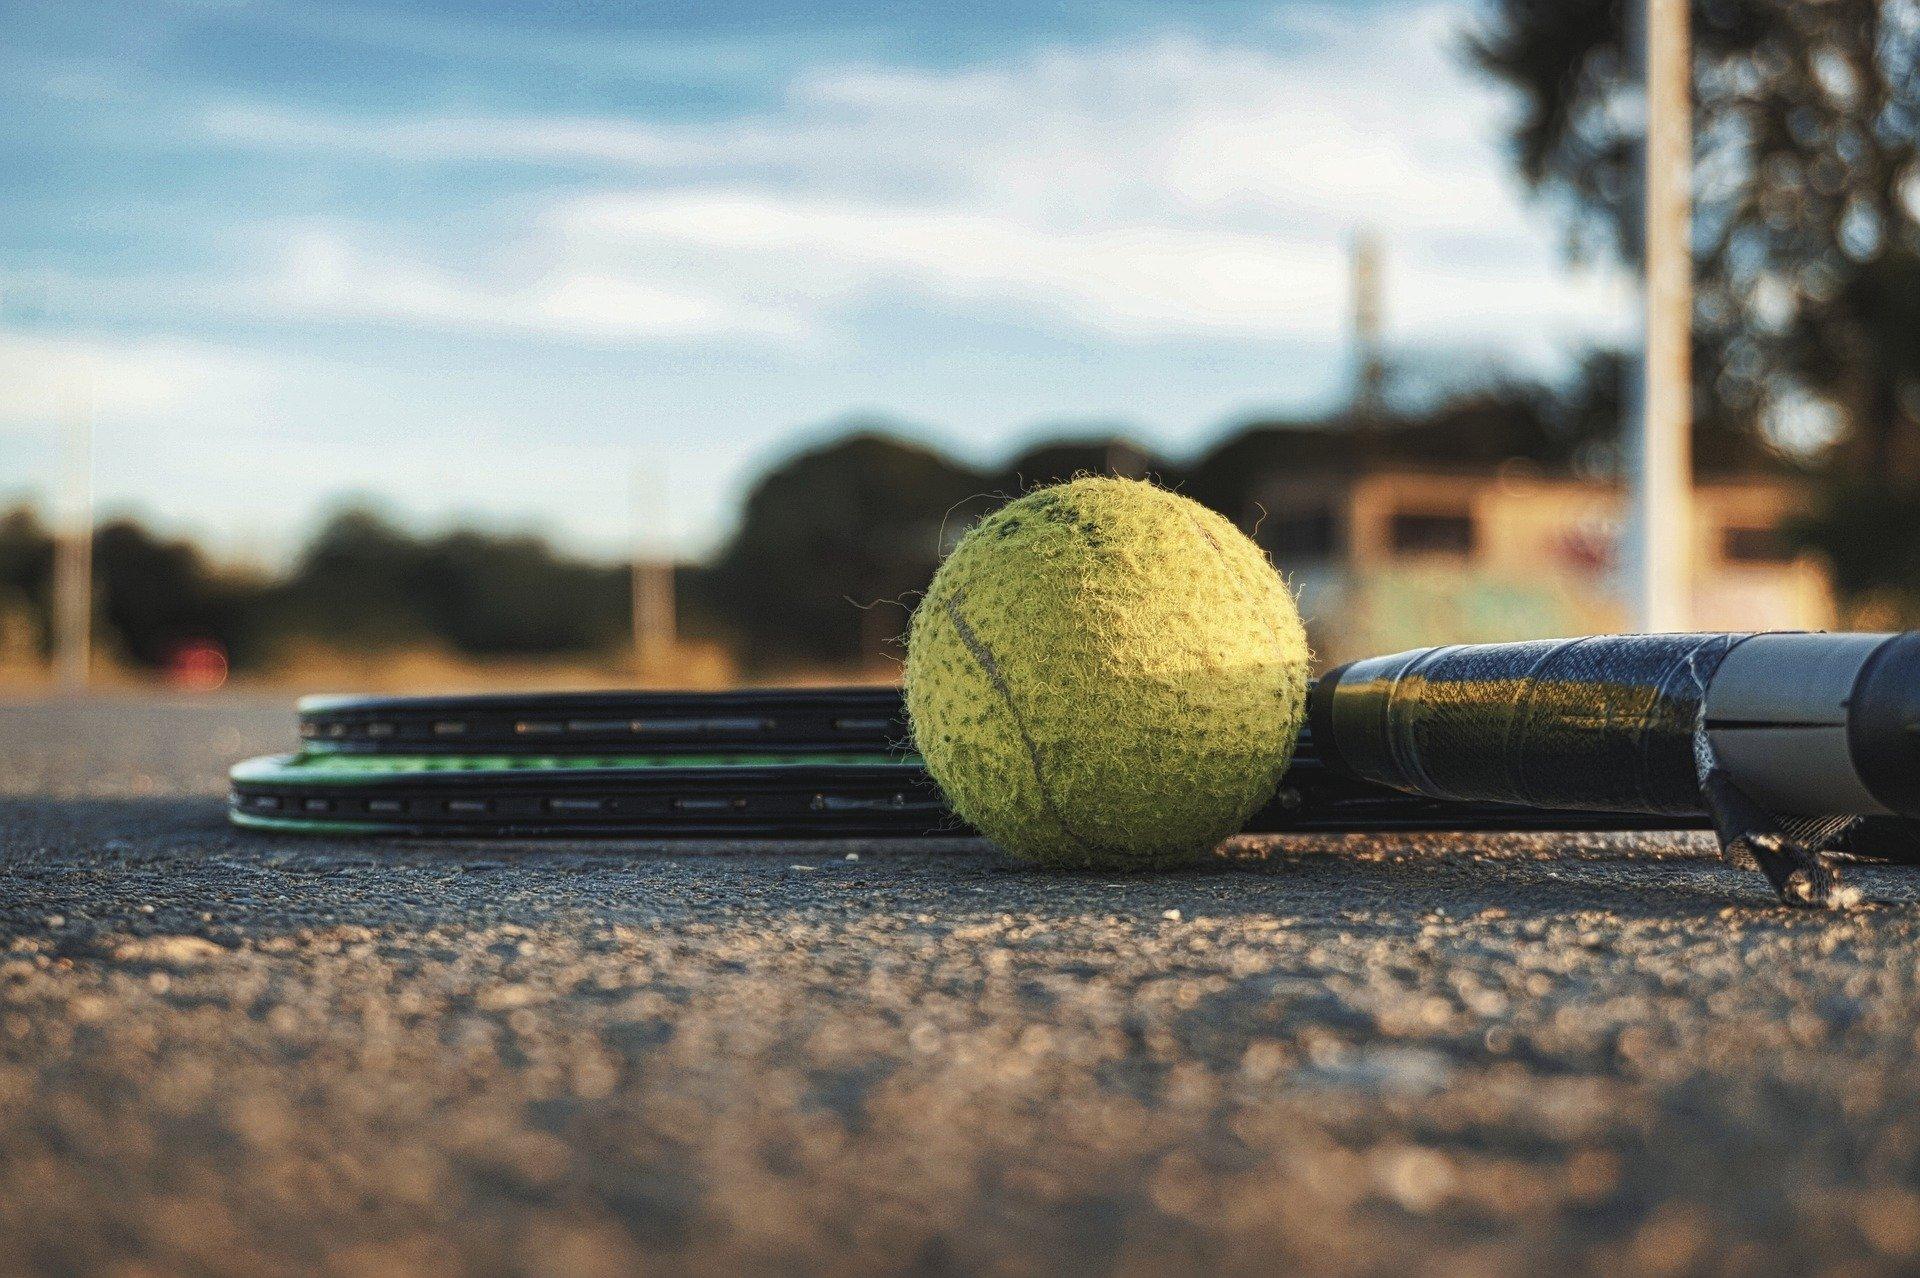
top-left (709, 429), bottom-right (984, 669)
top-left (1472, 0), bottom-right (1920, 605)
top-left (994, 434), bottom-right (1174, 493)
top-left (1183, 419), bottom-right (1355, 530)
top-left (0, 506), bottom-right (55, 656)
top-left (1186, 383), bottom-right (1605, 527)
top-left (1785, 475), bottom-right (1920, 615)
top-left (0, 499), bottom-right (767, 673)
top-left (408, 528), bottom-right (627, 656)
top-left (93, 519), bottom-right (265, 669)
top-left (1553, 347), bottom-right (1791, 476)
top-left (271, 505), bottom-right (628, 658)
top-left (272, 506), bottom-right (432, 649)
top-left (1380, 382), bottom-right (1565, 468)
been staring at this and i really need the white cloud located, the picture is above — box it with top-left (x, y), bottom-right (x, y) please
top-left (179, 1), bottom-right (1626, 354)
top-left (0, 329), bottom-right (267, 429)
top-left (782, 10), bottom-right (1528, 237)
top-left (241, 223), bottom-right (803, 342)
top-left (553, 184), bottom-right (1628, 346)
top-left (557, 192), bottom-right (1344, 339)
top-left (239, 1), bottom-right (791, 88)
top-left (187, 5), bottom-right (1520, 234)
top-left (198, 6), bottom-right (1528, 238)
top-left (201, 105), bottom-right (707, 169)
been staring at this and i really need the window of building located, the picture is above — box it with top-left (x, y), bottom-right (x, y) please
top-left (1722, 525), bottom-right (1794, 564)
top-left (1265, 507), bottom-right (1339, 559)
top-left (1389, 509), bottom-right (1475, 556)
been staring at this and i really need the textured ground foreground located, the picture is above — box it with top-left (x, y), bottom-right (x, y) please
top-left (6, 700), bottom-right (1920, 1276)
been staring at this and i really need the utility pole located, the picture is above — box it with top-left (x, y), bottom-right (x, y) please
top-left (1350, 229), bottom-right (1387, 424)
top-left (0, 279), bottom-right (90, 690)
top-left (53, 365), bottom-right (93, 692)
top-left (1632, 0), bottom-right (1694, 631)
top-left (630, 461), bottom-right (676, 676)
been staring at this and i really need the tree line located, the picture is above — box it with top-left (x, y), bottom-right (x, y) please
top-left (0, 504), bottom-right (635, 676)
top-left (0, 357), bottom-right (1822, 678)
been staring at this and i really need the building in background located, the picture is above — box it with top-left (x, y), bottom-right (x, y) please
top-left (1230, 452), bottom-right (1829, 665)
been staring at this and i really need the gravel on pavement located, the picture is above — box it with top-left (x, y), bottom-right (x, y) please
top-left (5, 696), bottom-right (1920, 1275)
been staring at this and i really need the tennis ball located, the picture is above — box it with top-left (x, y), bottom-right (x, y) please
top-left (905, 476), bottom-right (1309, 868)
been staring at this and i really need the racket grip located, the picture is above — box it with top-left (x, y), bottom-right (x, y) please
top-left (1309, 632), bottom-right (1920, 820)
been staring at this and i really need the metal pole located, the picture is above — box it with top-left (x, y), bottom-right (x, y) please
top-left (630, 462), bottom-right (676, 674)
top-left (1350, 228), bottom-right (1387, 422)
top-left (1634, 0), bottom-right (1694, 631)
top-left (53, 370), bottom-right (93, 691)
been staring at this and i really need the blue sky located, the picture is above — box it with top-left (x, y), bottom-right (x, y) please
top-left (0, 0), bottom-right (1630, 563)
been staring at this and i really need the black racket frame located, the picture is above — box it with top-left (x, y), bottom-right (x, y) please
top-left (237, 685), bottom-right (1700, 840)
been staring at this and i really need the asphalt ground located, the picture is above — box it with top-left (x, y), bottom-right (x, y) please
top-left (5, 696), bottom-right (1920, 1276)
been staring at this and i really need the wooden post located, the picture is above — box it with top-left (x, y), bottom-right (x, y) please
top-left (630, 463), bottom-right (676, 675)
top-left (1350, 229), bottom-right (1387, 424)
top-left (53, 377), bottom-right (92, 692)
top-left (1634, 0), bottom-right (1694, 631)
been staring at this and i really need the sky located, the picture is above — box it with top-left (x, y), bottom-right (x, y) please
top-left (0, 0), bottom-right (1633, 564)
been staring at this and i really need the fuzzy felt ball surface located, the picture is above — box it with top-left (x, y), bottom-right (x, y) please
top-left (904, 477), bottom-right (1310, 867)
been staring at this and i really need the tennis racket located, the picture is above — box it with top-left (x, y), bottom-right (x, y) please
top-left (233, 684), bottom-right (1693, 839)
top-left (1311, 631), bottom-right (1920, 906)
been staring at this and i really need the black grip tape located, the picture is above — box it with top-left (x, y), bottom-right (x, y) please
top-left (1326, 634), bottom-right (1743, 815)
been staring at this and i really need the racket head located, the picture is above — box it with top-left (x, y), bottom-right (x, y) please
top-left (246, 685), bottom-right (1699, 840)
top-left (230, 748), bottom-right (948, 838)
top-left (296, 686), bottom-right (907, 755)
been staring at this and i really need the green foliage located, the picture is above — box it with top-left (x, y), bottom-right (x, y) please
top-left (93, 519), bottom-right (264, 668)
top-left (1786, 478), bottom-right (1920, 618)
top-left (0, 502), bottom-right (635, 671)
top-left (0, 507), bottom-right (54, 654)
top-left (1180, 417), bottom-right (1350, 521)
top-left (708, 430), bottom-right (984, 668)
top-left (994, 435), bottom-right (1175, 493)
top-left (1550, 349), bottom-right (1789, 478)
top-left (1471, 0), bottom-right (1920, 575)
top-left (272, 506), bottom-right (630, 658)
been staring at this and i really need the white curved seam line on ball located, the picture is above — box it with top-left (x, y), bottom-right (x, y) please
top-left (938, 588), bottom-right (1111, 860)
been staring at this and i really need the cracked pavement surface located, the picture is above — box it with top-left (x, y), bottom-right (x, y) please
top-left (4, 696), bottom-right (1920, 1275)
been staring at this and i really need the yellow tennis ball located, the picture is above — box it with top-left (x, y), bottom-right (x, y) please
top-left (905, 476), bottom-right (1309, 867)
